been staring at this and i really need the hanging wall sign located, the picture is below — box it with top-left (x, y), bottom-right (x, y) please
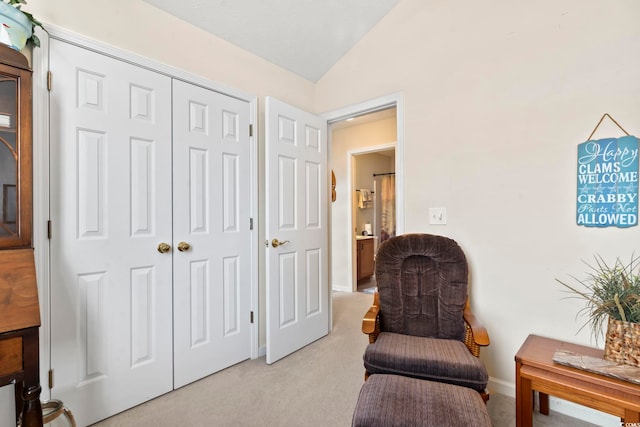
top-left (576, 135), bottom-right (639, 227)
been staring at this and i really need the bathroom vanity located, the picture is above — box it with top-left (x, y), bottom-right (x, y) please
top-left (356, 236), bottom-right (375, 280)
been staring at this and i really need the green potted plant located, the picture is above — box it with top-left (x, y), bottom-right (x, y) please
top-left (557, 254), bottom-right (640, 366)
top-left (0, 0), bottom-right (45, 50)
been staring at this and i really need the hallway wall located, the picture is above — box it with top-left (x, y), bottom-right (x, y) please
top-left (331, 117), bottom-right (397, 291)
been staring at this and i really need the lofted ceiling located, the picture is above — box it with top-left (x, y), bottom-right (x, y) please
top-left (143, 0), bottom-right (399, 82)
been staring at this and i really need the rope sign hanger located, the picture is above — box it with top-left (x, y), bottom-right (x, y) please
top-left (587, 113), bottom-right (630, 141)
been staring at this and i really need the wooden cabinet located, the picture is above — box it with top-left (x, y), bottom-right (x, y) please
top-left (357, 238), bottom-right (375, 281)
top-left (0, 44), bottom-right (32, 249)
top-left (0, 44), bottom-right (42, 427)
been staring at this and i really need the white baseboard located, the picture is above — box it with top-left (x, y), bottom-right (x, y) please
top-left (488, 377), bottom-right (619, 426)
top-left (332, 284), bottom-right (353, 293)
top-left (258, 345), bottom-right (266, 358)
top-left (488, 377), bottom-right (514, 397)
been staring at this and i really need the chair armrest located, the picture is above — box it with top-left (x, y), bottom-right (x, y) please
top-left (362, 305), bottom-right (380, 334)
top-left (362, 292), bottom-right (381, 343)
top-left (463, 303), bottom-right (490, 347)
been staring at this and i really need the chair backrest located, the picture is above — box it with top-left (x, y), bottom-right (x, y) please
top-left (375, 233), bottom-right (468, 341)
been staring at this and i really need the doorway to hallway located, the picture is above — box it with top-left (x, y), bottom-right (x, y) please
top-left (327, 101), bottom-right (402, 293)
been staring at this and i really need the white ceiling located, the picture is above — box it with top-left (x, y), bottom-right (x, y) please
top-left (143, 0), bottom-right (399, 82)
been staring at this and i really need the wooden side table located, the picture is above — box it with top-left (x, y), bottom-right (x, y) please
top-left (515, 334), bottom-right (640, 427)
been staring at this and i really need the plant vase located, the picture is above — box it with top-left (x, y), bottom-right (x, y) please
top-left (604, 317), bottom-right (640, 367)
top-left (0, 2), bottom-right (31, 51)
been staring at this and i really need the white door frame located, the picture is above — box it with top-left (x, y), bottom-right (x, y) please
top-left (322, 92), bottom-right (405, 293)
top-left (32, 25), bottom-right (260, 400)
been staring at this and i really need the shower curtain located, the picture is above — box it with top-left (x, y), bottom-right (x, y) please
top-left (380, 175), bottom-right (396, 243)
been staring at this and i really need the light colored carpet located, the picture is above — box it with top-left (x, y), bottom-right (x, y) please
top-left (92, 291), bottom-right (596, 427)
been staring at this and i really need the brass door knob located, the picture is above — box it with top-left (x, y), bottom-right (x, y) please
top-left (271, 239), bottom-right (290, 248)
top-left (157, 243), bottom-right (171, 253)
top-left (177, 241), bottom-right (191, 252)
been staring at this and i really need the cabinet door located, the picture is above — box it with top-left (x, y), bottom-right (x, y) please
top-left (0, 46), bottom-right (32, 249)
top-left (359, 239), bottom-right (375, 279)
top-left (357, 241), bottom-right (363, 280)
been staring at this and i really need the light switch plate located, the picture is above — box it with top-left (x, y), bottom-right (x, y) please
top-left (429, 207), bottom-right (447, 225)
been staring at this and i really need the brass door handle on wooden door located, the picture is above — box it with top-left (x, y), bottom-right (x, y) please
top-left (177, 241), bottom-right (191, 252)
top-left (157, 243), bottom-right (171, 253)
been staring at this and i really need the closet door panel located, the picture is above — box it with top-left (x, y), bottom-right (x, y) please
top-left (172, 80), bottom-right (252, 388)
top-left (49, 39), bottom-right (173, 427)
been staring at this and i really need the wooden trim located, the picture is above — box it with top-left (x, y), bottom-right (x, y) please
top-left (0, 44), bottom-right (29, 70)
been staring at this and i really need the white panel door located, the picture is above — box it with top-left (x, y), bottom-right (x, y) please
top-left (49, 40), bottom-right (173, 426)
top-left (172, 80), bottom-right (252, 387)
top-left (265, 97), bottom-right (329, 364)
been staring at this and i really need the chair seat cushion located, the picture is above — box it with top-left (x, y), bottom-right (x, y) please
top-left (352, 374), bottom-right (492, 427)
top-left (363, 332), bottom-right (488, 391)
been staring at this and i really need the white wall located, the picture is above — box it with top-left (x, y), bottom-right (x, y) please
top-left (317, 0), bottom-right (640, 403)
top-left (331, 118), bottom-right (397, 290)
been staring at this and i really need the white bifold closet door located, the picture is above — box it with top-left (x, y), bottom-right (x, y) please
top-left (171, 79), bottom-right (252, 388)
top-left (49, 39), bottom-right (252, 426)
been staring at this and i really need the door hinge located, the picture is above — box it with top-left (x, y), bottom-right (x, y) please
top-left (47, 71), bottom-right (52, 91)
top-left (48, 369), bottom-right (54, 389)
top-left (249, 124), bottom-right (253, 137)
top-left (47, 220), bottom-right (52, 239)
top-left (250, 311), bottom-right (254, 324)
top-left (249, 218), bottom-right (253, 230)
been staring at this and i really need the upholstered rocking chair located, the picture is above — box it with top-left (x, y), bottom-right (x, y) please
top-left (361, 233), bottom-right (491, 401)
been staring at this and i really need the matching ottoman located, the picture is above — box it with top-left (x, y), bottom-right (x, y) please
top-left (352, 374), bottom-right (492, 427)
